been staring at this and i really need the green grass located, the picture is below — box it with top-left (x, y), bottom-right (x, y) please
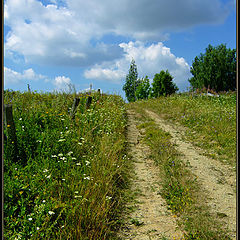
top-left (130, 91), bottom-right (236, 167)
top-left (4, 90), bottom-right (128, 239)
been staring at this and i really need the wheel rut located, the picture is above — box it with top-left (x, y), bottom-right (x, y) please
top-left (119, 110), bottom-right (184, 240)
top-left (144, 109), bottom-right (236, 239)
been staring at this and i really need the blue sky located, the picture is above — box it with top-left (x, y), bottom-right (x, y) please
top-left (4, 0), bottom-right (236, 98)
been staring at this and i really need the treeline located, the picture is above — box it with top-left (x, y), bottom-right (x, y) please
top-left (123, 44), bottom-right (236, 102)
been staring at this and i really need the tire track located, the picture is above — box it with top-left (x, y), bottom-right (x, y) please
top-left (145, 109), bottom-right (236, 239)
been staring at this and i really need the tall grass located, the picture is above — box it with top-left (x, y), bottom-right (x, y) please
top-left (4, 90), bottom-right (128, 239)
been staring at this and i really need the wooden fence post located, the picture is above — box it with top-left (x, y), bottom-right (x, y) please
top-left (70, 98), bottom-right (80, 120)
top-left (86, 96), bottom-right (92, 109)
top-left (4, 104), bottom-right (19, 162)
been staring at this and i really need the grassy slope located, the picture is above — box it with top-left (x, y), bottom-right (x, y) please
top-left (4, 90), bottom-right (129, 240)
top-left (130, 92), bottom-right (236, 167)
top-left (128, 92), bottom-right (236, 240)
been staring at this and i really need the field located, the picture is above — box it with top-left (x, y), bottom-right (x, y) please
top-left (3, 90), bottom-right (236, 239)
top-left (3, 90), bottom-right (128, 239)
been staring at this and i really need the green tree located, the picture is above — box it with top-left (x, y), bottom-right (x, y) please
top-left (189, 44), bottom-right (236, 92)
top-left (151, 70), bottom-right (178, 97)
top-left (123, 59), bottom-right (138, 102)
top-left (135, 76), bottom-right (151, 100)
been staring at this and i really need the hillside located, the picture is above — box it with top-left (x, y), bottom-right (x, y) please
top-left (3, 90), bottom-right (236, 239)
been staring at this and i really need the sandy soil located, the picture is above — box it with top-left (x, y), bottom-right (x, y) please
top-left (119, 110), bottom-right (185, 240)
top-left (145, 109), bottom-right (236, 239)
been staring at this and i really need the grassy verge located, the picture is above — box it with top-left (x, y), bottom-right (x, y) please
top-left (130, 91), bottom-right (236, 167)
top-left (129, 105), bottom-right (231, 240)
top-left (4, 90), bottom-right (129, 239)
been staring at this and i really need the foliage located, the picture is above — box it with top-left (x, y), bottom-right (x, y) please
top-left (151, 70), bottom-right (178, 97)
top-left (3, 90), bottom-right (128, 239)
top-left (189, 44), bottom-right (236, 92)
top-left (123, 59), bottom-right (139, 102)
top-left (135, 76), bottom-right (151, 100)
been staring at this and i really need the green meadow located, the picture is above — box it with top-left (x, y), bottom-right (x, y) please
top-left (3, 90), bottom-right (236, 239)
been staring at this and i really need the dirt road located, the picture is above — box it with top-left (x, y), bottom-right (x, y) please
top-left (119, 109), bottom-right (236, 240)
top-left (119, 110), bottom-right (184, 240)
top-left (145, 109), bottom-right (236, 239)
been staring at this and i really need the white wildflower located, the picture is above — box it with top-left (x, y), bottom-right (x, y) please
top-left (43, 169), bottom-right (48, 173)
top-left (48, 211), bottom-right (55, 215)
top-left (58, 153), bottom-right (63, 157)
top-left (58, 139), bottom-right (66, 142)
top-left (28, 217), bottom-right (33, 221)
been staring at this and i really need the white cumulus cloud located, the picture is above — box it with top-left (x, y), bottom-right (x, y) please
top-left (53, 76), bottom-right (72, 90)
top-left (4, 67), bottom-right (47, 86)
top-left (84, 41), bottom-right (192, 91)
top-left (4, 0), bottom-right (231, 67)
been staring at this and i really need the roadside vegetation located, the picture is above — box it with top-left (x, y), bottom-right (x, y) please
top-left (129, 98), bottom-right (234, 239)
top-left (4, 90), bottom-right (128, 240)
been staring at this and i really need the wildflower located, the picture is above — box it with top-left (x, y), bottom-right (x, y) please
top-left (58, 139), bottom-right (66, 142)
top-left (85, 160), bottom-right (90, 166)
top-left (67, 151), bottom-right (73, 156)
top-left (61, 118), bottom-right (65, 121)
top-left (7, 124), bottom-right (11, 127)
top-left (36, 140), bottom-right (42, 143)
top-left (74, 195), bottom-right (82, 198)
top-left (28, 218), bottom-right (33, 221)
top-left (48, 211), bottom-right (55, 215)
top-left (78, 142), bottom-right (82, 145)
top-left (42, 200), bottom-right (46, 203)
top-left (58, 153), bottom-right (63, 157)
top-left (72, 157), bottom-right (77, 160)
top-left (60, 156), bottom-right (66, 160)
top-left (62, 178), bottom-right (65, 181)
top-left (51, 155), bottom-right (57, 158)
top-left (46, 175), bottom-right (51, 179)
top-left (74, 191), bottom-right (79, 194)
top-left (76, 162), bottom-right (81, 166)
top-left (84, 176), bottom-right (91, 180)
top-left (19, 118), bottom-right (22, 120)
top-left (36, 227), bottom-right (40, 230)
top-left (106, 196), bottom-right (112, 200)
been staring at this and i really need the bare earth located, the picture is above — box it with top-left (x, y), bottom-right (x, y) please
top-left (119, 110), bottom-right (185, 240)
top-left (119, 109), bottom-right (236, 240)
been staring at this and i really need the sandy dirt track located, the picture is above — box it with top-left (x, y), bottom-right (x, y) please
top-left (145, 109), bottom-right (236, 239)
top-left (119, 110), bottom-right (184, 240)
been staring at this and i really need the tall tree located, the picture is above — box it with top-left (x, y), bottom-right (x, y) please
top-left (152, 70), bottom-right (178, 97)
top-left (189, 44), bottom-right (236, 92)
top-left (135, 76), bottom-right (151, 100)
top-left (123, 59), bottom-right (138, 102)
